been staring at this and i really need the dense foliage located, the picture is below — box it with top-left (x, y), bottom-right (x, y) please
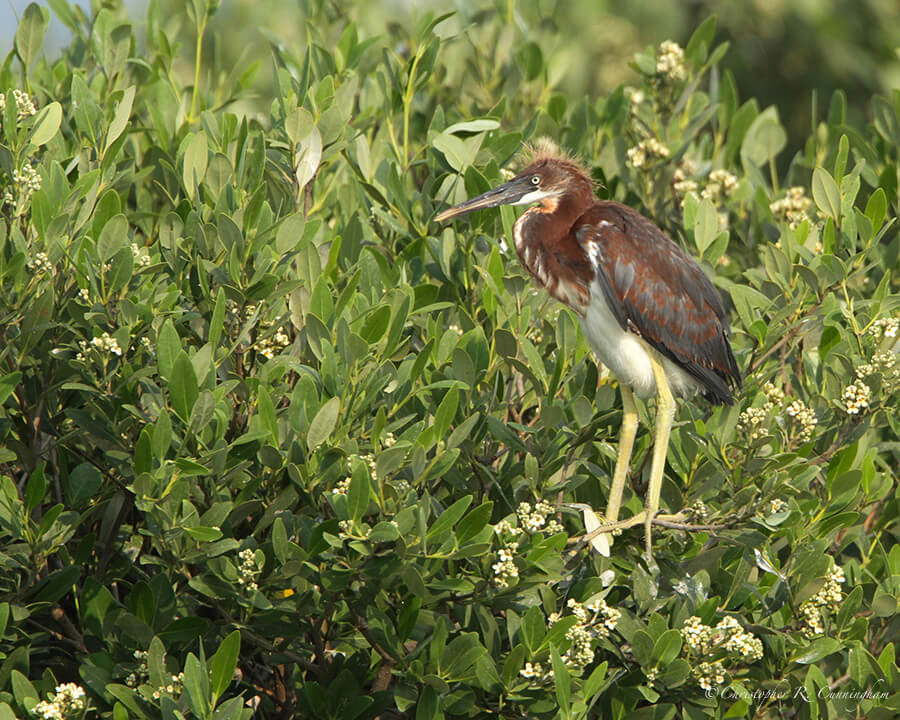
top-left (0, 1), bottom-right (898, 719)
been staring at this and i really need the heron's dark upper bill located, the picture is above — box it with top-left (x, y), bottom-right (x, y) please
top-left (434, 177), bottom-right (531, 222)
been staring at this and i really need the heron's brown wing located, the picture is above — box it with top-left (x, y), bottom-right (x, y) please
top-left (575, 201), bottom-right (741, 404)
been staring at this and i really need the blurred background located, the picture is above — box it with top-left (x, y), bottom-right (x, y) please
top-left (3, 0), bottom-right (899, 154)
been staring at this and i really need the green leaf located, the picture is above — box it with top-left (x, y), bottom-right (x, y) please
top-left (210, 630), bottom-right (241, 700)
top-left (106, 85), bottom-right (136, 150)
top-left (97, 213), bottom-right (128, 263)
top-left (741, 106), bottom-right (786, 166)
top-left (433, 133), bottom-right (469, 171)
top-left (631, 629), bottom-right (654, 665)
top-left (0, 372), bottom-right (21, 406)
top-left (29, 101), bottom-right (62, 145)
top-left (307, 396), bottom-right (340, 452)
top-left (348, 458), bottom-right (370, 524)
top-left (415, 685), bottom-right (441, 720)
top-left (183, 526), bottom-right (223, 542)
top-left (257, 386), bottom-right (277, 443)
top-left (551, 646), bottom-right (571, 719)
top-left (792, 637), bottom-right (842, 664)
top-left (360, 305), bottom-right (391, 344)
top-left (652, 629), bottom-right (683, 665)
top-left (441, 633), bottom-right (487, 681)
top-left (812, 167), bottom-right (841, 220)
top-left (685, 15), bottom-right (717, 63)
top-left (183, 652), bottom-right (211, 720)
top-left (865, 187), bottom-right (886, 230)
top-left (153, 410), bottom-right (172, 460)
top-left (426, 495), bottom-right (472, 542)
top-left (25, 464), bottom-right (46, 514)
top-left (10, 670), bottom-right (38, 706)
top-left (584, 660), bottom-right (609, 699)
top-left (521, 605), bottom-right (545, 653)
top-left (455, 501), bottom-right (493, 544)
top-left (515, 41), bottom-right (543, 80)
top-left (68, 462), bottom-right (102, 507)
top-left (157, 319), bottom-right (182, 382)
top-left (183, 131), bottom-right (209, 194)
top-left (15, 2), bottom-right (49, 69)
top-left (209, 287), bottom-right (226, 347)
top-left (170, 351), bottom-right (199, 422)
top-left (693, 197), bottom-right (718, 255)
top-left (433, 387), bottom-right (459, 440)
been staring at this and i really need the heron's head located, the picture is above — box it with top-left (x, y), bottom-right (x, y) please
top-left (435, 139), bottom-right (593, 221)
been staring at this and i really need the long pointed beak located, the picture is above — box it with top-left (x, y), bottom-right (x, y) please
top-left (434, 177), bottom-right (530, 222)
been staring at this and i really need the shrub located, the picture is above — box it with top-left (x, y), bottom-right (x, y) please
top-left (0, 3), bottom-right (897, 719)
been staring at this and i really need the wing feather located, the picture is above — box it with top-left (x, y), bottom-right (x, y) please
top-left (575, 201), bottom-right (741, 404)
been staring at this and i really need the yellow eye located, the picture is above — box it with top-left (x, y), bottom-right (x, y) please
top-left (530, 175), bottom-right (541, 185)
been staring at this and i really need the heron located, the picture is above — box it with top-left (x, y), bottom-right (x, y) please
top-left (434, 140), bottom-right (741, 556)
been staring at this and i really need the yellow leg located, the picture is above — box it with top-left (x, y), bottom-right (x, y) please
top-left (645, 350), bottom-right (675, 556)
top-left (606, 384), bottom-right (638, 525)
top-left (586, 385), bottom-right (638, 555)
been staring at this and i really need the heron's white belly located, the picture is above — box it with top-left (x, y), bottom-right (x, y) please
top-left (580, 280), bottom-right (701, 399)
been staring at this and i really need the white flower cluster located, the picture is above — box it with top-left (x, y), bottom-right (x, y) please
top-left (868, 317), bottom-right (898, 340)
top-left (841, 381), bottom-right (871, 415)
top-left (681, 615), bottom-right (764, 689)
top-left (338, 518), bottom-right (375, 539)
top-left (799, 565), bottom-right (845, 638)
top-left (491, 520), bottom-right (523, 589)
top-left (382, 431), bottom-right (397, 448)
top-left (520, 597), bottom-right (621, 683)
top-left (841, 319), bottom-right (900, 413)
top-left (132, 242), bottom-right (151, 267)
top-left (565, 597), bottom-right (618, 671)
top-left (656, 40), bottom-right (687, 81)
top-left (627, 138), bottom-right (670, 169)
top-left (519, 661), bottom-right (550, 681)
top-left (736, 406), bottom-right (766, 441)
top-left (332, 477), bottom-right (351, 495)
top-left (391, 477), bottom-right (411, 495)
top-left (126, 648), bottom-right (150, 687)
top-left (34, 683), bottom-right (86, 720)
top-left (27, 250), bottom-right (53, 274)
top-left (769, 186), bottom-right (812, 230)
top-left (767, 497), bottom-right (788, 514)
top-left (685, 499), bottom-right (710, 522)
top-left (78, 287), bottom-right (91, 303)
top-left (0, 88), bottom-right (37, 122)
top-left (785, 398), bottom-right (817, 441)
top-left (738, 381), bottom-right (817, 444)
top-left (672, 158), bottom-right (698, 202)
top-left (491, 546), bottom-right (518, 588)
top-left (255, 325), bottom-right (291, 359)
top-left (236, 547), bottom-right (260, 592)
top-left (3, 162), bottom-right (42, 214)
top-left (360, 452), bottom-right (377, 478)
top-left (76, 332), bottom-right (124, 362)
top-left (516, 500), bottom-right (563, 534)
top-left (448, 323), bottom-right (463, 337)
top-left (701, 169), bottom-right (739, 203)
top-left (695, 660), bottom-right (726, 691)
top-left (151, 671), bottom-right (186, 701)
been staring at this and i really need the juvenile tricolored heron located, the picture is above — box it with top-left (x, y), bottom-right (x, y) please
top-left (435, 140), bottom-right (741, 555)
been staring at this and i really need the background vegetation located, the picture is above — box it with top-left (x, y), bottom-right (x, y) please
top-left (0, 1), bottom-right (898, 719)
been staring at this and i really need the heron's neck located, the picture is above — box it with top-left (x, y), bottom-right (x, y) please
top-left (514, 193), bottom-right (587, 253)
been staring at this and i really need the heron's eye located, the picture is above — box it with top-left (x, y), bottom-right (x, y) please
top-left (530, 175), bottom-right (541, 185)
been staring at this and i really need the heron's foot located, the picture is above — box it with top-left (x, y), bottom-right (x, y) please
top-left (566, 506), bottom-right (688, 557)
